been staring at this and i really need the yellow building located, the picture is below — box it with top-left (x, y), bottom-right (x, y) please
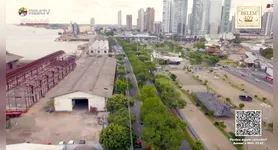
top-left (79, 25), bottom-right (91, 33)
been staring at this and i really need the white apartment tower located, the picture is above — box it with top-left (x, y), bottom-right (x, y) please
top-left (172, 0), bottom-right (188, 36)
top-left (261, 11), bottom-right (273, 36)
top-left (208, 0), bottom-right (222, 39)
top-left (191, 0), bottom-right (203, 36)
top-left (162, 0), bottom-right (173, 33)
top-left (137, 8), bottom-right (145, 32)
top-left (118, 10), bottom-right (122, 28)
top-left (200, 0), bottom-right (210, 35)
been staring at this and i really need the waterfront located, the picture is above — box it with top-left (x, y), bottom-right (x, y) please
top-left (6, 25), bottom-right (86, 60)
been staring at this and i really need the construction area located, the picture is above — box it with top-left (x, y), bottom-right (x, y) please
top-left (6, 39), bottom-right (117, 145)
top-left (6, 51), bottom-right (76, 112)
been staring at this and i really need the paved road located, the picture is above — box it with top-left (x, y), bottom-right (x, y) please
top-left (223, 67), bottom-right (272, 93)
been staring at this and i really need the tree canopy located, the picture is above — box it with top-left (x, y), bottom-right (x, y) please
top-left (108, 107), bottom-right (135, 127)
top-left (154, 75), bottom-right (186, 109)
top-left (187, 51), bottom-right (219, 65)
top-left (260, 48), bottom-right (273, 59)
top-left (137, 86), bottom-right (158, 102)
top-left (100, 123), bottom-right (136, 150)
top-left (107, 94), bottom-right (134, 112)
top-left (115, 79), bottom-right (133, 94)
top-left (139, 85), bottom-right (187, 150)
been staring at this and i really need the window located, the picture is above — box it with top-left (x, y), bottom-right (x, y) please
top-left (91, 50), bottom-right (94, 53)
top-left (104, 51), bottom-right (107, 53)
top-left (98, 51), bottom-right (100, 53)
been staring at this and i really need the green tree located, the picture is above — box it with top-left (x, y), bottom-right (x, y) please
top-left (138, 86), bottom-right (157, 101)
top-left (260, 48), bottom-right (273, 59)
top-left (193, 43), bottom-right (205, 49)
top-left (107, 94), bottom-right (134, 112)
top-left (142, 112), bottom-right (186, 149)
top-left (193, 140), bottom-right (204, 150)
top-left (115, 79), bottom-right (133, 94)
top-left (170, 73), bottom-right (177, 81)
top-left (108, 107), bottom-right (135, 127)
top-left (100, 123), bottom-right (135, 150)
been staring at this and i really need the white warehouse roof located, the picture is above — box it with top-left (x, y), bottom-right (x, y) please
top-left (52, 56), bottom-right (116, 98)
top-left (6, 143), bottom-right (63, 150)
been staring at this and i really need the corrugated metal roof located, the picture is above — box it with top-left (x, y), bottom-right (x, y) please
top-left (6, 52), bottom-right (23, 63)
top-left (6, 143), bottom-right (64, 150)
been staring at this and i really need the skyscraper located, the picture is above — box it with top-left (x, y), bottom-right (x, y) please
top-left (191, 0), bottom-right (203, 36)
top-left (126, 15), bottom-right (132, 31)
top-left (137, 8), bottom-right (145, 32)
top-left (154, 21), bottom-right (162, 34)
top-left (208, 0), bottom-right (222, 39)
top-left (172, 0), bottom-right (188, 36)
top-left (162, 0), bottom-right (173, 33)
top-left (118, 10), bottom-right (122, 28)
top-left (230, 14), bottom-right (236, 33)
top-left (90, 17), bottom-right (95, 26)
top-left (220, 0), bottom-right (232, 33)
top-left (261, 11), bottom-right (273, 36)
top-left (200, 0), bottom-right (210, 35)
top-left (145, 7), bottom-right (155, 32)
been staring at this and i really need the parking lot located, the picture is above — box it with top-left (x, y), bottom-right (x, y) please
top-left (6, 109), bottom-right (102, 145)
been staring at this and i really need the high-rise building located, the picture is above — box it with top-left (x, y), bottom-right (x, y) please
top-left (126, 15), bottom-right (132, 30)
top-left (90, 17), bottom-right (95, 26)
top-left (145, 7), bottom-right (155, 32)
top-left (220, 0), bottom-right (232, 33)
top-left (172, 0), bottom-right (188, 36)
top-left (261, 11), bottom-right (273, 36)
top-left (191, 0), bottom-right (203, 36)
top-left (137, 8), bottom-right (145, 32)
top-left (230, 14), bottom-right (235, 33)
top-left (187, 13), bottom-right (192, 34)
top-left (72, 22), bottom-right (79, 36)
top-left (118, 10), bottom-right (122, 28)
top-left (208, 0), bottom-right (222, 39)
top-left (154, 21), bottom-right (162, 34)
top-left (162, 0), bottom-right (173, 33)
top-left (200, 0), bottom-right (210, 35)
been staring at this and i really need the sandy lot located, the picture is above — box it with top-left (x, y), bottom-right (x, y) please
top-left (6, 110), bottom-right (102, 145)
top-left (194, 70), bottom-right (265, 110)
top-left (171, 70), bottom-right (236, 150)
top-left (216, 69), bottom-right (273, 103)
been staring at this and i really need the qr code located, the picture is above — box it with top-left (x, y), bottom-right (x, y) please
top-left (235, 110), bottom-right (262, 136)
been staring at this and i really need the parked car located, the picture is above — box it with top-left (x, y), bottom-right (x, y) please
top-left (79, 140), bottom-right (86, 144)
top-left (58, 141), bottom-right (65, 145)
top-left (241, 74), bottom-right (246, 77)
top-left (68, 140), bottom-right (74, 144)
top-left (255, 78), bottom-right (260, 82)
top-left (239, 95), bottom-right (253, 101)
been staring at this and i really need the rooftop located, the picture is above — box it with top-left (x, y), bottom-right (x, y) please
top-left (6, 143), bottom-right (103, 150)
top-left (194, 92), bottom-right (233, 117)
top-left (6, 52), bottom-right (23, 63)
top-left (52, 56), bottom-right (116, 98)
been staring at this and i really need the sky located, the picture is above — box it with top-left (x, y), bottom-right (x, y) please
top-left (6, 0), bottom-right (273, 25)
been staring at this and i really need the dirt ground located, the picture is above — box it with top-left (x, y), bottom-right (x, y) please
top-left (215, 69), bottom-right (273, 103)
top-left (171, 70), bottom-right (236, 150)
top-left (6, 110), bottom-right (102, 145)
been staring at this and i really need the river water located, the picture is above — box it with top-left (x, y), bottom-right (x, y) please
top-left (6, 25), bottom-right (86, 60)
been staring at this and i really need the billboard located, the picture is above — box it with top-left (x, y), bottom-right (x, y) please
top-left (235, 6), bottom-right (261, 29)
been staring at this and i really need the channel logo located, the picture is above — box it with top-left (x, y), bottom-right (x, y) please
top-left (266, 4), bottom-right (273, 8)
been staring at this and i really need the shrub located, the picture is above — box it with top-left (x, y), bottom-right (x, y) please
top-left (262, 97), bottom-right (267, 101)
top-left (224, 74), bottom-right (228, 78)
top-left (239, 103), bottom-right (245, 109)
top-left (254, 95), bottom-right (258, 98)
top-left (209, 69), bottom-right (213, 72)
top-left (226, 98), bottom-right (231, 102)
top-left (242, 88), bottom-right (245, 91)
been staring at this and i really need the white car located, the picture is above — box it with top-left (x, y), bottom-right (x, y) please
top-left (58, 141), bottom-right (65, 145)
top-left (213, 76), bottom-right (219, 79)
top-left (255, 79), bottom-right (260, 82)
top-left (68, 140), bottom-right (74, 144)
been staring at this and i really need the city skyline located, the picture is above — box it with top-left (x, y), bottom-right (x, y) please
top-left (7, 0), bottom-right (273, 24)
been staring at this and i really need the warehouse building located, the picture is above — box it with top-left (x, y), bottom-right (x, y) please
top-left (88, 35), bottom-right (109, 56)
top-left (51, 56), bottom-right (116, 112)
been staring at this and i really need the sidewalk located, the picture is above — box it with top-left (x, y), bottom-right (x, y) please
top-left (176, 88), bottom-right (237, 150)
